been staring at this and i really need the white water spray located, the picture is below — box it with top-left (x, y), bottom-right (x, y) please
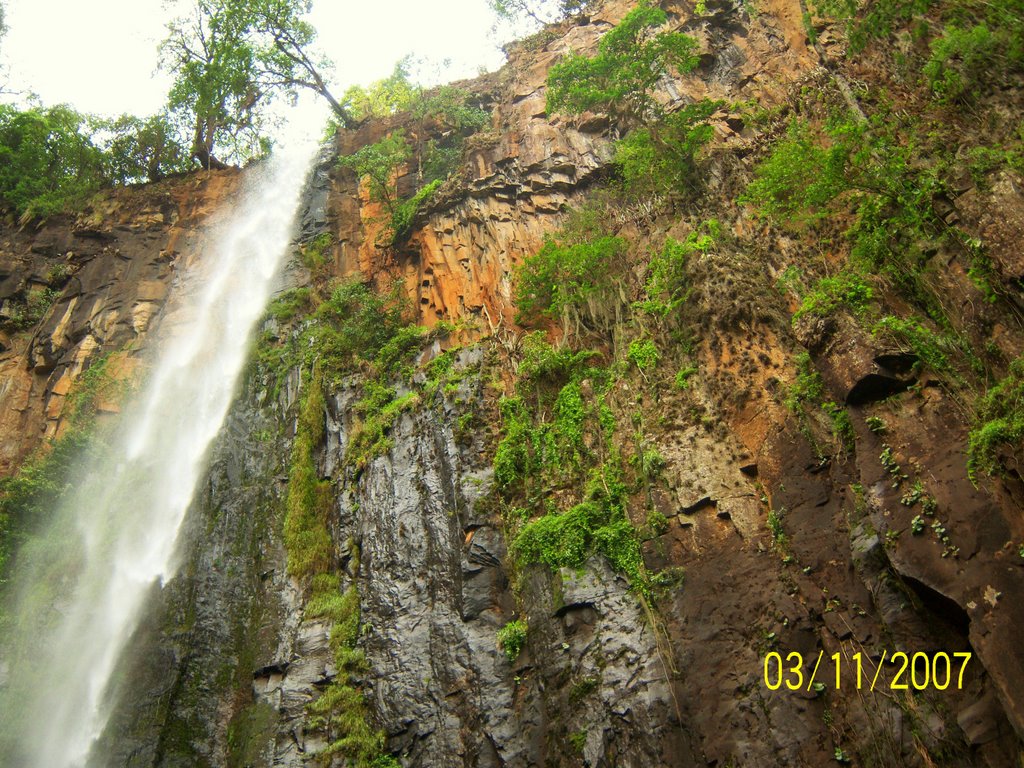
top-left (3, 143), bottom-right (317, 768)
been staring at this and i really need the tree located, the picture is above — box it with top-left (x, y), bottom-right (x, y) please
top-left (337, 132), bottom-right (411, 213)
top-left (250, 0), bottom-right (351, 123)
top-left (99, 113), bottom-right (192, 184)
top-left (546, 4), bottom-right (700, 125)
top-left (341, 58), bottom-right (421, 122)
top-left (0, 104), bottom-right (107, 218)
top-left (160, 0), bottom-right (349, 168)
top-left (490, 0), bottom-right (592, 27)
top-left (544, 4), bottom-right (716, 203)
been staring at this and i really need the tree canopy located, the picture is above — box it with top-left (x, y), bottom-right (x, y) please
top-left (546, 4), bottom-right (699, 124)
top-left (490, 0), bottom-right (592, 27)
top-left (160, 0), bottom-right (348, 168)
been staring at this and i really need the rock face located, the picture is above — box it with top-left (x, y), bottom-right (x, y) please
top-left (0, 170), bottom-right (242, 472)
top-left (3, 1), bottom-right (1024, 767)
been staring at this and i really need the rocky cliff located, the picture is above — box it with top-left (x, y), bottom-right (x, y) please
top-left (2, 1), bottom-right (1024, 767)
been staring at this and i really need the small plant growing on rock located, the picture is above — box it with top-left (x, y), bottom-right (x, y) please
top-left (497, 619), bottom-right (528, 662)
top-left (627, 339), bottom-right (660, 375)
top-left (569, 730), bottom-right (587, 754)
top-left (879, 445), bottom-right (908, 487)
top-left (674, 365), bottom-right (698, 389)
top-left (865, 416), bottom-right (887, 434)
top-left (911, 515), bottom-right (926, 535)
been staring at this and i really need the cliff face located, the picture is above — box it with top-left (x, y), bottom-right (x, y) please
top-left (2, 1), bottom-right (1024, 767)
top-left (0, 169), bottom-right (242, 472)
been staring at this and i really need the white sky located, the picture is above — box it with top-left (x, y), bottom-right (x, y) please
top-left (0, 0), bottom-right (513, 143)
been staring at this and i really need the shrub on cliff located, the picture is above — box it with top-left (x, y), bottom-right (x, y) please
top-left (546, 4), bottom-right (699, 125)
top-left (968, 356), bottom-right (1024, 481)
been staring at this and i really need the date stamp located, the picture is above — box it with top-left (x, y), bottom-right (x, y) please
top-left (763, 650), bottom-right (972, 692)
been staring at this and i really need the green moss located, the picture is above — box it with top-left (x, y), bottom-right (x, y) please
top-left (568, 675), bottom-right (601, 703)
top-left (282, 367), bottom-right (334, 581)
top-left (345, 383), bottom-right (420, 473)
top-left (226, 701), bottom-right (276, 768)
top-left (569, 730), bottom-right (587, 753)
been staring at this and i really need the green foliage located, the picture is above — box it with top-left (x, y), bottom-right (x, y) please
top-left (613, 100), bottom-right (721, 199)
top-left (929, 1), bottom-right (1024, 103)
top-left (514, 234), bottom-right (628, 335)
top-left (569, 730), bottom-right (587, 753)
top-left (310, 280), bottom-right (417, 378)
top-left (282, 368), bottom-right (333, 581)
top-left (808, 0), bottom-right (935, 52)
top-left (0, 105), bottom-right (193, 219)
top-left (0, 286), bottom-right (60, 332)
top-left (627, 339), bottom-right (660, 373)
top-left (784, 352), bottom-right (853, 457)
top-left (342, 57), bottom-right (420, 120)
top-left (546, 4), bottom-right (700, 123)
top-left (338, 132), bottom-right (411, 212)
top-left (161, 0), bottom-right (346, 165)
top-left (879, 444), bottom-right (908, 486)
top-left (968, 356), bottom-right (1024, 480)
top-left (766, 506), bottom-right (787, 549)
top-left (517, 332), bottom-right (599, 384)
top-left (98, 112), bottom-right (192, 183)
top-left (413, 86), bottom-right (491, 184)
top-left (634, 225), bottom-right (716, 318)
top-left (784, 352), bottom-right (824, 413)
top-left (741, 118), bottom-right (850, 224)
top-left (792, 271), bottom-right (873, 321)
top-left (345, 382), bottom-right (420, 472)
top-left (674, 365), bottom-right (698, 389)
top-left (389, 178), bottom-right (442, 243)
top-left (866, 415), bottom-right (887, 434)
top-left (513, 494), bottom-right (645, 586)
top-left (0, 104), bottom-right (107, 218)
top-left (637, 447), bottom-right (666, 479)
top-left (924, 22), bottom-right (997, 103)
top-left (489, 0), bottom-right (591, 26)
top-left (871, 316), bottom-right (956, 377)
top-left (496, 619), bottom-right (528, 662)
top-left (743, 111), bottom-right (981, 320)
top-left (823, 401), bottom-right (854, 451)
top-left (813, 0), bottom-right (1024, 103)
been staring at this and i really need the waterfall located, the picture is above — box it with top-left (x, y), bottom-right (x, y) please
top-left (0, 142), bottom-right (318, 768)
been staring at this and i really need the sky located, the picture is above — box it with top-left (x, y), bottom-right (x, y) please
top-left (0, 0), bottom-right (515, 143)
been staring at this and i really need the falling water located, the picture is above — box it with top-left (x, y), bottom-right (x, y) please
top-left (0, 142), bottom-right (318, 767)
